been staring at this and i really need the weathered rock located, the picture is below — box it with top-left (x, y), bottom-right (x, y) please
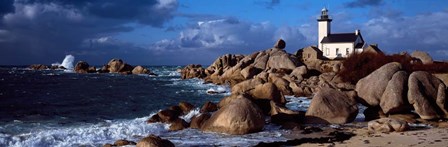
top-left (380, 71), bottom-right (410, 114)
top-left (167, 106), bottom-right (182, 116)
top-left (356, 62), bottom-right (402, 107)
top-left (267, 49), bottom-right (301, 71)
top-left (411, 50), bottom-right (433, 65)
top-left (201, 97), bottom-right (265, 135)
top-left (146, 114), bottom-right (161, 123)
top-left (200, 101), bottom-right (218, 113)
top-left (231, 78), bottom-right (264, 95)
top-left (107, 59), bottom-right (125, 73)
top-left (29, 64), bottom-right (48, 70)
top-left (132, 66), bottom-right (150, 74)
top-left (305, 88), bottom-right (358, 124)
top-left (408, 71), bottom-right (448, 119)
top-left (157, 109), bottom-right (179, 123)
top-left (114, 139), bottom-right (136, 146)
top-left (274, 39), bottom-right (286, 49)
top-left (179, 102), bottom-right (195, 114)
top-left (250, 82), bottom-right (285, 104)
top-left (103, 143), bottom-right (113, 147)
top-left (290, 66), bottom-right (307, 79)
top-left (136, 134), bottom-right (174, 147)
top-left (217, 94), bottom-right (240, 108)
top-left (368, 118), bottom-right (409, 133)
top-left (181, 64), bottom-right (206, 79)
top-left (240, 65), bottom-right (260, 79)
top-left (269, 75), bottom-right (293, 95)
top-left (190, 113), bottom-right (211, 129)
top-left (169, 118), bottom-right (189, 131)
top-left (74, 61), bottom-right (90, 73)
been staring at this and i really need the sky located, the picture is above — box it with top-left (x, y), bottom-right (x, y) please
top-left (0, 0), bottom-right (447, 65)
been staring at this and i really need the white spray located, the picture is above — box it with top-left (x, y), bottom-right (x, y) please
top-left (60, 55), bottom-right (75, 70)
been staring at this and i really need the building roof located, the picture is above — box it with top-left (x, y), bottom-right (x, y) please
top-left (320, 33), bottom-right (360, 43)
top-left (363, 45), bottom-right (384, 54)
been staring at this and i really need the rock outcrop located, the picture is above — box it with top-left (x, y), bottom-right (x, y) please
top-left (74, 61), bottom-right (91, 73)
top-left (29, 64), bottom-right (48, 70)
top-left (201, 97), bottom-right (265, 135)
top-left (305, 88), bottom-right (358, 124)
top-left (136, 134), bottom-right (175, 147)
top-left (411, 50), bottom-right (433, 65)
top-left (107, 58), bottom-right (134, 74)
top-left (408, 71), bottom-right (448, 119)
top-left (368, 118), bottom-right (409, 133)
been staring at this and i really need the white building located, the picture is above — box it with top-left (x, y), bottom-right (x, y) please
top-left (317, 8), bottom-right (365, 59)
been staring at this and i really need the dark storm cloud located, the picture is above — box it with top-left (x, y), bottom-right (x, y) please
top-left (0, 0), bottom-right (178, 65)
top-left (0, 0), bottom-right (15, 16)
top-left (345, 0), bottom-right (384, 8)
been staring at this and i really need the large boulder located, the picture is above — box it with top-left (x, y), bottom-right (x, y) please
top-left (274, 39), bottom-right (286, 49)
top-left (411, 51), bottom-right (433, 65)
top-left (356, 62), bottom-right (402, 107)
top-left (250, 82), bottom-right (285, 104)
top-left (380, 71), bottom-right (410, 114)
top-left (201, 96), bottom-right (265, 135)
top-left (107, 59), bottom-right (133, 73)
top-left (132, 66), bottom-right (150, 74)
top-left (266, 49), bottom-right (301, 71)
top-left (408, 71), bottom-right (448, 119)
top-left (74, 61), bottom-right (90, 73)
top-left (190, 113), bottom-right (211, 129)
top-left (136, 135), bottom-right (174, 147)
top-left (368, 118), bottom-right (409, 133)
top-left (231, 78), bottom-right (264, 95)
top-left (200, 101), bottom-right (218, 113)
top-left (305, 88), bottom-right (358, 124)
top-left (181, 64), bottom-right (206, 79)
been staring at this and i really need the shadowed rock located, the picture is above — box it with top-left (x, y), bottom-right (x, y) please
top-left (136, 134), bottom-right (174, 147)
top-left (368, 118), bottom-right (409, 133)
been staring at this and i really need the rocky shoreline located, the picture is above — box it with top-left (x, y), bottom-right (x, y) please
top-left (29, 39), bottom-right (448, 146)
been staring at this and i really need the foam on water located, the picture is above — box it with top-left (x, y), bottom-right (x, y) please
top-left (285, 96), bottom-right (310, 111)
top-left (51, 55), bottom-right (75, 71)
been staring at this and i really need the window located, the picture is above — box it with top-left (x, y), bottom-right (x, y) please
top-left (336, 48), bottom-right (339, 55)
top-left (346, 48), bottom-right (350, 55)
top-left (325, 48), bottom-right (329, 56)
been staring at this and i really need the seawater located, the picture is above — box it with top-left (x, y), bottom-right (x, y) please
top-left (0, 66), bottom-right (313, 147)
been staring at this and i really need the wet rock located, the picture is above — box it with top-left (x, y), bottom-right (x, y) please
top-left (368, 118), bottom-right (409, 133)
top-left (305, 88), bottom-right (358, 124)
top-left (200, 101), bottom-right (218, 113)
top-left (74, 61), bottom-right (90, 73)
top-left (179, 102), bottom-right (195, 114)
top-left (169, 118), bottom-right (189, 131)
top-left (408, 71), bottom-right (448, 119)
top-left (132, 66), bottom-right (151, 74)
top-left (146, 114), bottom-right (161, 123)
top-left (157, 109), bottom-right (179, 123)
top-left (107, 58), bottom-right (134, 74)
top-left (114, 139), bottom-right (136, 146)
top-left (190, 113), bottom-right (211, 129)
top-left (201, 96), bottom-right (265, 135)
top-left (29, 64), bottom-right (48, 70)
top-left (136, 134), bottom-right (174, 147)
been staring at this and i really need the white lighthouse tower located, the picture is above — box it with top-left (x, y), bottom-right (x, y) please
top-left (317, 7), bottom-right (332, 50)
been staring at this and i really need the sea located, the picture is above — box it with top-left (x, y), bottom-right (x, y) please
top-left (0, 58), bottom-right (318, 146)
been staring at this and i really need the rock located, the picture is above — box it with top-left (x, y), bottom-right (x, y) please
top-left (132, 66), bottom-right (150, 74)
top-left (88, 67), bottom-right (96, 73)
top-left (240, 65), bottom-right (260, 79)
top-left (136, 134), bottom-right (174, 147)
top-left (157, 109), bottom-right (179, 123)
top-left (250, 82), bottom-right (285, 104)
top-left (190, 113), bottom-right (211, 129)
top-left (181, 64), bottom-right (206, 79)
top-left (411, 50), bottom-right (433, 64)
top-left (168, 106), bottom-right (182, 116)
top-left (103, 143), bottom-right (113, 147)
top-left (368, 118), bottom-right (409, 133)
top-left (107, 59), bottom-right (124, 73)
top-left (269, 75), bottom-right (293, 95)
top-left (388, 113), bottom-right (419, 123)
top-left (179, 102), bottom-right (195, 114)
top-left (355, 62), bottom-right (402, 107)
top-left (363, 107), bottom-right (386, 121)
top-left (408, 71), bottom-right (448, 119)
top-left (380, 71), bottom-right (410, 114)
top-left (231, 78), bottom-right (264, 95)
top-left (201, 96), bottom-right (265, 135)
top-left (29, 64), bottom-right (48, 70)
top-left (290, 66), bottom-right (307, 79)
top-left (74, 61), bottom-right (90, 73)
top-left (305, 88), bottom-right (358, 124)
top-left (200, 101), bottom-right (218, 113)
top-left (266, 49), bottom-right (301, 71)
top-left (274, 39), bottom-right (286, 49)
top-left (270, 101), bottom-right (303, 127)
top-left (146, 114), bottom-right (161, 123)
top-left (169, 118), bottom-right (189, 131)
top-left (114, 139), bottom-right (136, 146)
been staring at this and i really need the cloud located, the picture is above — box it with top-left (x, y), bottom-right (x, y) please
top-left (255, 0), bottom-right (281, 9)
top-left (149, 17), bottom-right (310, 60)
top-left (0, 0), bottom-right (178, 65)
top-left (345, 0), bottom-right (384, 8)
top-left (361, 10), bottom-right (448, 60)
